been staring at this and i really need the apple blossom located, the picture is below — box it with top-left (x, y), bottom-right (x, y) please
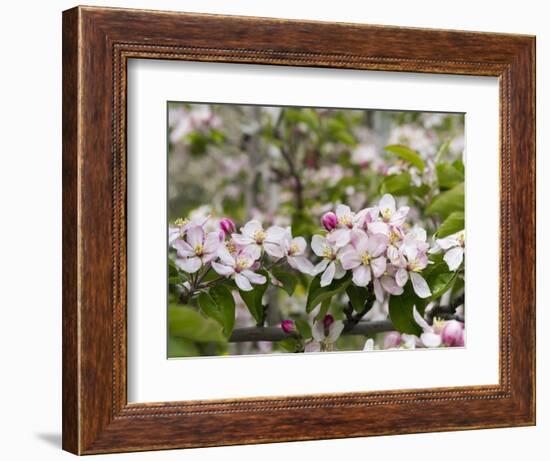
top-left (393, 246), bottom-right (432, 299)
top-left (441, 319), bottom-right (465, 346)
top-left (211, 245), bottom-right (266, 291)
top-left (172, 225), bottom-right (221, 274)
top-left (340, 229), bottom-right (388, 288)
top-left (378, 193), bottom-right (410, 226)
top-left (306, 315), bottom-right (345, 352)
top-left (232, 220), bottom-right (287, 258)
top-left (311, 234), bottom-right (346, 287)
top-left (280, 228), bottom-right (315, 275)
top-left (435, 230), bottom-right (465, 271)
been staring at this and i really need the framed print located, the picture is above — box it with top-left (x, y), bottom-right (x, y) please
top-left (62, 6), bottom-right (536, 455)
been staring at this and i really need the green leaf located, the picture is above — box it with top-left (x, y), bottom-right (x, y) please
top-left (425, 263), bottom-right (458, 300)
top-left (271, 266), bottom-right (298, 296)
top-left (426, 182), bottom-right (464, 218)
top-left (380, 172), bottom-right (412, 196)
top-left (210, 285), bottom-right (236, 336)
top-left (436, 211), bottom-right (465, 238)
top-left (278, 338), bottom-right (299, 352)
top-left (384, 144), bottom-right (425, 172)
top-left (315, 298), bottom-right (332, 321)
top-left (346, 285), bottom-right (370, 312)
top-left (238, 270), bottom-right (269, 326)
top-left (295, 319), bottom-right (312, 339)
top-left (306, 273), bottom-right (351, 313)
top-left (435, 139), bottom-right (451, 164)
top-left (168, 305), bottom-right (226, 343)
top-left (388, 283), bottom-right (425, 336)
top-left (436, 162), bottom-right (464, 189)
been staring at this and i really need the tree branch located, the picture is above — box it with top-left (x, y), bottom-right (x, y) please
top-left (228, 320), bottom-right (394, 343)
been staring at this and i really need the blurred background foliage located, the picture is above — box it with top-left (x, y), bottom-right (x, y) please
top-left (167, 102), bottom-right (464, 358)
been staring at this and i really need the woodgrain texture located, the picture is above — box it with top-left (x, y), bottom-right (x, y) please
top-left (62, 5), bottom-right (536, 455)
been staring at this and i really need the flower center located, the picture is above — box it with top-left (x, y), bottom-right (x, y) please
top-left (407, 259), bottom-right (422, 272)
top-left (389, 229), bottom-right (400, 244)
top-left (361, 252), bottom-right (371, 266)
top-left (225, 241), bottom-right (237, 254)
top-left (194, 243), bottom-right (204, 256)
top-left (382, 208), bottom-right (392, 222)
top-left (253, 229), bottom-right (266, 244)
top-left (289, 242), bottom-right (300, 255)
top-left (338, 215), bottom-right (353, 228)
top-left (174, 217), bottom-right (187, 226)
top-left (457, 231), bottom-right (465, 247)
top-left (322, 245), bottom-right (335, 260)
top-left (235, 256), bottom-right (251, 272)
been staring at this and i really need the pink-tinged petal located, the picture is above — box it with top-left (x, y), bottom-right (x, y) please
top-left (352, 265), bottom-right (371, 287)
top-left (203, 232), bottom-right (221, 254)
top-left (266, 225), bottom-right (286, 242)
top-left (349, 228), bottom-right (368, 253)
top-left (291, 236), bottom-right (307, 255)
top-left (381, 275), bottom-right (404, 295)
top-left (367, 233), bottom-right (389, 257)
top-left (387, 245), bottom-right (402, 266)
top-left (328, 228), bottom-right (351, 248)
top-left (335, 204), bottom-right (351, 220)
top-left (436, 235), bottom-right (459, 250)
top-left (172, 239), bottom-right (194, 257)
top-left (340, 250), bottom-right (361, 270)
top-left (370, 256), bottom-right (387, 278)
top-left (410, 272), bottom-right (432, 298)
top-left (441, 320), bottom-right (464, 346)
top-left (217, 245), bottom-right (236, 265)
top-left (186, 226), bottom-right (204, 248)
top-left (242, 244), bottom-right (262, 261)
top-left (413, 305), bottom-right (432, 332)
top-left (444, 247), bottom-right (464, 271)
top-left (383, 331), bottom-right (402, 349)
top-left (391, 206), bottom-right (410, 224)
top-left (289, 256), bottom-right (315, 275)
top-left (373, 278), bottom-right (384, 302)
top-left (241, 220), bottom-right (263, 238)
top-left (333, 262), bottom-right (346, 279)
top-left (395, 268), bottom-right (409, 287)
top-left (311, 235), bottom-right (327, 257)
top-left (327, 320), bottom-right (344, 342)
top-left (211, 261), bottom-right (234, 277)
top-left (314, 258), bottom-right (329, 275)
top-left (421, 332), bottom-right (442, 348)
top-left (367, 221), bottom-right (389, 236)
top-left (235, 273), bottom-right (253, 291)
top-left (311, 320), bottom-right (325, 342)
top-left (379, 194), bottom-right (396, 214)
top-left (176, 256), bottom-right (202, 274)
top-left (320, 261), bottom-right (336, 287)
top-left (231, 233), bottom-right (254, 246)
top-left (415, 251), bottom-right (429, 269)
top-left (305, 341), bottom-right (321, 352)
top-left (264, 242), bottom-right (285, 259)
top-left (242, 270), bottom-right (266, 285)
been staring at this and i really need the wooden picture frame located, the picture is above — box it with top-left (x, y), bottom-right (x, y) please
top-left (62, 5), bottom-right (536, 455)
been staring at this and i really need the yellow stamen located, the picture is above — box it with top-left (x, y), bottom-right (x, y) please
top-left (236, 256), bottom-right (250, 271)
top-left (290, 242), bottom-right (300, 255)
top-left (253, 229), bottom-right (266, 244)
top-left (361, 253), bottom-right (371, 266)
top-left (174, 217), bottom-right (187, 226)
top-left (194, 243), bottom-right (204, 256)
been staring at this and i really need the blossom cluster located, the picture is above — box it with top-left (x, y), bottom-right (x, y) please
top-left (169, 193), bottom-right (465, 299)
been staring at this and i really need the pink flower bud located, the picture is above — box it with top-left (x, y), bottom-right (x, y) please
top-left (323, 314), bottom-right (335, 328)
top-left (219, 218), bottom-right (236, 236)
top-left (441, 320), bottom-right (465, 347)
top-left (321, 212), bottom-right (338, 231)
top-left (383, 331), bottom-right (402, 349)
top-left (281, 320), bottom-right (295, 334)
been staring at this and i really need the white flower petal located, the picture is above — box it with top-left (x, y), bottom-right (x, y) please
top-left (327, 320), bottom-right (344, 342)
top-left (186, 226), bottom-right (204, 248)
top-left (211, 261), bottom-right (234, 277)
top-left (410, 272), bottom-right (432, 298)
top-left (444, 247), bottom-right (464, 271)
top-left (176, 256), bottom-right (202, 274)
top-left (320, 261), bottom-right (336, 287)
top-left (311, 234), bottom-right (327, 257)
top-left (242, 270), bottom-right (266, 285)
top-left (352, 265), bottom-right (371, 287)
top-left (235, 273), bottom-right (253, 291)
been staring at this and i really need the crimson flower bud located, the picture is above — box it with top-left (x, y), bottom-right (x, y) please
top-left (281, 320), bottom-right (295, 334)
top-left (441, 320), bottom-right (464, 347)
top-left (321, 212), bottom-right (338, 231)
top-left (219, 218), bottom-right (236, 236)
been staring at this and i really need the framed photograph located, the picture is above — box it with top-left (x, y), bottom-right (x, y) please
top-left (62, 6), bottom-right (535, 455)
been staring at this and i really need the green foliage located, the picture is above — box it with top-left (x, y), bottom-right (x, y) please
top-left (278, 338), bottom-right (300, 352)
top-left (346, 285), bottom-right (370, 312)
top-left (388, 282), bottom-right (426, 336)
top-left (295, 318), bottom-right (312, 339)
top-left (427, 182), bottom-right (464, 218)
top-left (168, 305), bottom-right (226, 343)
top-left (384, 144), bottom-right (425, 172)
top-left (306, 273), bottom-right (351, 313)
top-left (271, 266), bottom-right (298, 296)
top-left (167, 336), bottom-right (200, 358)
top-left (198, 285), bottom-right (236, 337)
top-left (238, 270), bottom-right (269, 326)
top-left (380, 172), bottom-right (412, 196)
top-left (436, 162), bottom-right (464, 189)
top-left (437, 211), bottom-right (465, 238)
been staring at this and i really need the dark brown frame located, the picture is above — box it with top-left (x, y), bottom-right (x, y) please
top-left (62, 5), bottom-right (536, 455)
